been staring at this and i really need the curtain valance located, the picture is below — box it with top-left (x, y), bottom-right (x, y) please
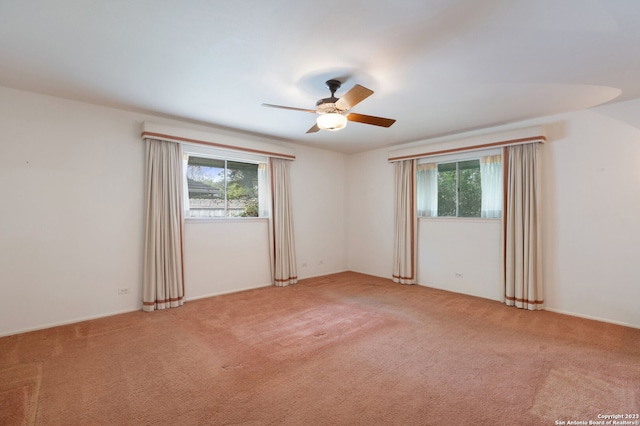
top-left (141, 121), bottom-right (296, 160)
top-left (388, 126), bottom-right (545, 162)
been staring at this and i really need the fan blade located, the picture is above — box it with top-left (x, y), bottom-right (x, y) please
top-left (346, 113), bottom-right (396, 128)
top-left (335, 84), bottom-right (373, 110)
top-left (306, 123), bottom-right (320, 134)
top-left (262, 103), bottom-right (316, 113)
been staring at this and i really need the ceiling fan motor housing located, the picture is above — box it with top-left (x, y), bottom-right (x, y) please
top-left (316, 100), bottom-right (342, 114)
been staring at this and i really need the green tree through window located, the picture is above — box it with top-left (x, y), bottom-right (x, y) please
top-left (437, 160), bottom-right (481, 217)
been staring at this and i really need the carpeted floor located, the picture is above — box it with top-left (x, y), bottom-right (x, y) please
top-left (1, 272), bottom-right (639, 425)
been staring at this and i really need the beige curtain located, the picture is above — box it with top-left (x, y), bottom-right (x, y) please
top-left (416, 163), bottom-right (437, 217)
top-left (258, 162), bottom-right (269, 217)
top-left (504, 143), bottom-right (543, 310)
top-left (480, 154), bottom-right (503, 218)
top-left (392, 159), bottom-right (417, 284)
top-left (269, 158), bottom-right (297, 286)
top-left (142, 138), bottom-right (185, 312)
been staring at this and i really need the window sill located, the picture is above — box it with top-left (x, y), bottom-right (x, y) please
top-left (418, 216), bottom-right (501, 223)
top-left (185, 217), bottom-right (269, 224)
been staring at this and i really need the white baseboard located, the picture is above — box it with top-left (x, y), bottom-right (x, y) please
top-left (298, 269), bottom-right (350, 281)
top-left (186, 282), bottom-right (272, 301)
top-left (4, 276), bottom-right (636, 337)
top-left (339, 269), bottom-right (389, 280)
top-left (544, 307), bottom-right (640, 330)
top-left (0, 307), bottom-right (141, 338)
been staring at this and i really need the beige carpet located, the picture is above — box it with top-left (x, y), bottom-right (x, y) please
top-left (1, 272), bottom-right (639, 425)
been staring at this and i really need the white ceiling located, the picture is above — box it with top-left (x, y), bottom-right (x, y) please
top-left (2, 0), bottom-right (640, 153)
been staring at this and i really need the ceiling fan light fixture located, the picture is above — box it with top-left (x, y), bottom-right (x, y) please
top-left (317, 112), bottom-right (347, 131)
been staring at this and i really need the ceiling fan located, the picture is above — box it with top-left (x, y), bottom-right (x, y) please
top-left (262, 79), bottom-right (396, 134)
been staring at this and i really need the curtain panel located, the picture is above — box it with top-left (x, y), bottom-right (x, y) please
top-left (392, 159), bottom-right (417, 284)
top-left (416, 163), bottom-right (437, 217)
top-left (142, 138), bottom-right (185, 312)
top-left (480, 154), bottom-right (503, 218)
top-left (269, 158), bottom-right (297, 286)
top-left (504, 143), bottom-right (543, 310)
top-left (258, 163), bottom-right (269, 218)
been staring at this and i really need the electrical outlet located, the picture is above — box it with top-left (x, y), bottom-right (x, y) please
top-left (118, 288), bottom-right (130, 295)
top-left (455, 273), bottom-right (463, 279)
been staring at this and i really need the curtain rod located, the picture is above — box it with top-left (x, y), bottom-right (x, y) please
top-left (141, 121), bottom-right (296, 160)
top-left (142, 131), bottom-right (296, 160)
top-left (388, 135), bottom-right (546, 162)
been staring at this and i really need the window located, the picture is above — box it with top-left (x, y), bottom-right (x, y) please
top-left (417, 152), bottom-right (502, 218)
top-left (183, 152), bottom-right (268, 218)
top-left (437, 160), bottom-right (481, 217)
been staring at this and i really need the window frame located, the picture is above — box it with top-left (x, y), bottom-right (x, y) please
top-left (417, 148), bottom-right (502, 220)
top-left (436, 158), bottom-right (481, 218)
top-left (182, 145), bottom-right (269, 220)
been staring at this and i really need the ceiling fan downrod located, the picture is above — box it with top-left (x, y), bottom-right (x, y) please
top-left (325, 79), bottom-right (342, 97)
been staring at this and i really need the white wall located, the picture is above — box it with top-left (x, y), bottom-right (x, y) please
top-left (346, 98), bottom-right (640, 328)
top-left (0, 87), bottom-right (348, 336)
top-left (346, 148), bottom-right (395, 277)
top-left (418, 218), bottom-right (502, 301)
top-left (183, 219), bottom-right (272, 299)
top-left (0, 88), bottom-right (146, 336)
top-left (290, 145), bottom-right (348, 278)
top-left (540, 102), bottom-right (640, 327)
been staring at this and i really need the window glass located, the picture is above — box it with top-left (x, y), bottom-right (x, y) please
top-left (185, 155), bottom-right (264, 218)
top-left (458, 159), bottom-right (481, 217)
top-left (226, 160), bottom-right (259, 217)
top-left (437, 163), bottom-right (457, 217)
